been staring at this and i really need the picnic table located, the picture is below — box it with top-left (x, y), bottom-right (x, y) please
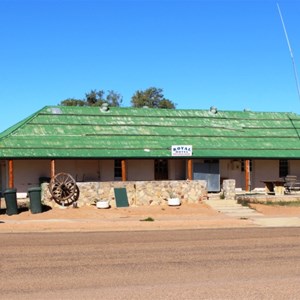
top-left (262, 176), bottom-right (300, 195)
top-left (262, 179), bottom-right (285, 195)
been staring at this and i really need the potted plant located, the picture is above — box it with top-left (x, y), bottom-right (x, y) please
top-left (167, 191), bottom-right (181, 206)
top-left (96, 199), bottom-right (110, 209)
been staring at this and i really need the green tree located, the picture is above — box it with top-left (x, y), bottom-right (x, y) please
top-left (131, 87), bottom-right (176, 109)
top-left (106, 90), bottom-right (123, 107)
top-left (60, 98), bottom-right (85, 106)
top-left (59, 89), bottom-right (123, 107)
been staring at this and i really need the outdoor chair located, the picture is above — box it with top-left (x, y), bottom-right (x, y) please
top-left (284, 175), bottom-right (300, 194)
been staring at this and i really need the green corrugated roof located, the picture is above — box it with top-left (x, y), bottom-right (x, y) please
top-left (1, 105), bottom-right (300, 159)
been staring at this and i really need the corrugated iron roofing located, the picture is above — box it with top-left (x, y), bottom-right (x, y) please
top-left (1, 105), bottom-right (300, 159)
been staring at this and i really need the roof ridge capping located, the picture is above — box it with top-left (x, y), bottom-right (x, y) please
top-left (44, 105), bottom-right (300, 114)
top-left (38, 106), bottom-right (300, 121)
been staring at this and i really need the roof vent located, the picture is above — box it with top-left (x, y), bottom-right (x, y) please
top-left (100, 103), bottom-right (109, 112)
top-left (209, 106), bottom-right (218, 114)
top-left (50, 107), bottom-right (62, 114)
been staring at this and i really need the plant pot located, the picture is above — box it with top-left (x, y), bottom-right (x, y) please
top-left (168, 198), bottom-right (181, 206)
top-left (96, 201), bottom-right (110, 209)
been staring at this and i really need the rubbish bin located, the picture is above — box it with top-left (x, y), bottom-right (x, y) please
top-left (4, 188), bottom-right (18, 215)
top-left (39, 177), bottom-right (50, 185)
top-left (28, 187), bottom-right (42, 214)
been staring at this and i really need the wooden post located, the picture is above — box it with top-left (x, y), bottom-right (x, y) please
top-left (8, 159), bottom-right (14, 188)
top-left (187, 159), bottom-right (193, 180)
top-left (121, 159), bottom-right (127, 181)
top-left (245, 159), bottom-right (250, 191)
top-left (50, 159), bottom-right (55, 178)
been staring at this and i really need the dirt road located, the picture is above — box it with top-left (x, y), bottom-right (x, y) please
top-left (2, 228), bottom-right (300, 299)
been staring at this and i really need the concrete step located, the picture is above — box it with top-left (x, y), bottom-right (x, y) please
top-left (204, 199), bottom-right (263, 218)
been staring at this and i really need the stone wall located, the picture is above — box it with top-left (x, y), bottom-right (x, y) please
top-left (222, 179), bottom-right (236, 200)
top-left (42, 180), bottom-right (207, 208)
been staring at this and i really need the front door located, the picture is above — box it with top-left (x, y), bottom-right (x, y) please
top-left (193, 160), bottom-right (220, 192)
top-left (155, 159), bottom-right (168, 180)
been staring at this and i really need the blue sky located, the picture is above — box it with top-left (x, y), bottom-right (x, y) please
top-left (1, 0), bottom-right (300, 132)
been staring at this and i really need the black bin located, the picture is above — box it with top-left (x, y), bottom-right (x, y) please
top-left (4, 188), bottom-right (18, 215)
top-left (28, 187), bottom-right (42, 214)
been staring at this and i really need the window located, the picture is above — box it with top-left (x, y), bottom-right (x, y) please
top-left (279, 159), bottom-right (289, 178)
top-left (114, 159), bottom-right (122, 179)
top-left (241, 160), bottom-right (252, 172)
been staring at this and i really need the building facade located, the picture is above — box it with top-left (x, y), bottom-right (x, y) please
top-left (1, 105), bottom-right (300, 196)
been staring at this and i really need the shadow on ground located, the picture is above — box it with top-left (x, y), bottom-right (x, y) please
top-left (0, 204), bottom-right (52, 215)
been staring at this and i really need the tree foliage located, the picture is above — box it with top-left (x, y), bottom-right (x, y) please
top-left (60, 98), bottom-right (85, 106)
top-left (131, 87), bottom-right (176, 109)
top-left (59, 87), bottom-right (176, 109)
top-left (59, 89), bottom-right (123, 107)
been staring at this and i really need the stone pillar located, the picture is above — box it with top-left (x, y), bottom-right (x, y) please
top-left (222, 179), bottom-right (236, 200)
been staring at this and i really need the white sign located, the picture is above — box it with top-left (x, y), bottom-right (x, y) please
top-left (171, 145), bottom-right (193, 156)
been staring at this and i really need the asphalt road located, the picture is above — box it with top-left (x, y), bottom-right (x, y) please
top-left (1, 228), bottom-right (300, 299)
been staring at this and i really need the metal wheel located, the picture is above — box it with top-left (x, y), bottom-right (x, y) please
top-left (68, 184), bottom-right (80, 203)
top-left (49, 172), bottom-right (77, 205)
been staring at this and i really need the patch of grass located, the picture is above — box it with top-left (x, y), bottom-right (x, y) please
top-left (264, 200), bottom-right (300, 207)
top-left (237, 197), bottom-right (300, 207)
top-left (140, 217), bottom-right (155, 222)
top-left (237, 198), bottom-right (252, 207)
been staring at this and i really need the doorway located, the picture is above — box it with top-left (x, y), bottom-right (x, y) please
top-left (193, 160), bottom-right (220, 192)
top-left (154, 159), bottom-right (168, 180)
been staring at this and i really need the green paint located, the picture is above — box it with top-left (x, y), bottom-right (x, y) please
top-left (114, 188), bottom-right (129, 207)
top-left (1, 106), bottom-right (300, 158)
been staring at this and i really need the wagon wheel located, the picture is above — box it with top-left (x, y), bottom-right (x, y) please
top-left (49, 172), bottom-right (77, 205)
top-left (53, 184), bottom-right (80, 207)
top-left (67, 184), bottom-right (80, 204)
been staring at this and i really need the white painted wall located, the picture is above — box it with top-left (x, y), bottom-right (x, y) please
top-left (55, 159), bottom-right (118, 182)
top-left (56, 160), bottom-right (101, 182)
top-left (219, 160), bottom-right (243, 188)
top-left (214, 159), bottom-right (288, 189)
top-left (251, 160), bottom-right (279, 189)
top-left (219, 159), bottom-right (279, 190)
top-left (99, 160), bottom-right (114, 181)
top-left (127, 160), bottom-right (154, 180)
top-left (6, 158), bottom-right (300, 195)
top-left (289, 161), bottom-right (300, 178)
top-left (12, 160), bottom-right (50, 193)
